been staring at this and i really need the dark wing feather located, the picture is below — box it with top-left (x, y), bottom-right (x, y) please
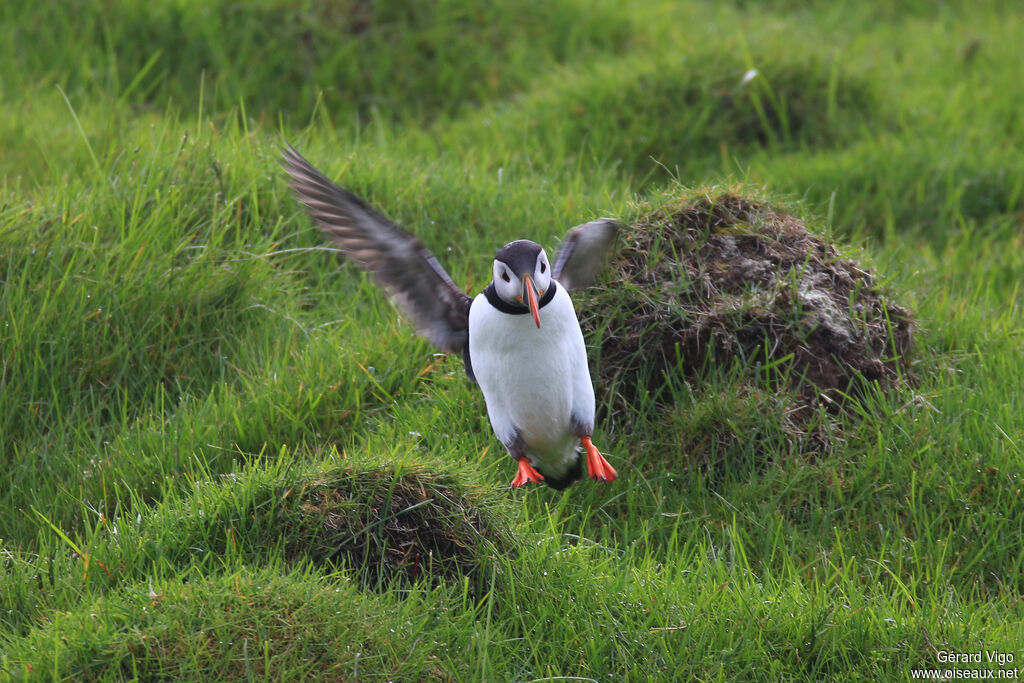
top-left (281, 144), bottom-right (472, 354)
top-left (552, 219), bottom-right (621, 290)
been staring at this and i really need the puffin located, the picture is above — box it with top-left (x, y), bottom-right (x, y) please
top-left (282, 145), bottom-right (619, 490)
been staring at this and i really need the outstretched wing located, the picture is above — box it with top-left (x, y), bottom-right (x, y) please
top-left (282, 144), bottom-right (472, 354)
top-left (552, 219), bottom-right (621, 290)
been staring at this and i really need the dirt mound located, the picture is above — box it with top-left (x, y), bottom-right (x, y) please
top-left (294, 467), bottom-right (498, 586)
top-left (578, 192), bottom-right (915, 426)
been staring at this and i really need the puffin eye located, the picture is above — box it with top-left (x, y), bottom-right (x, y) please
top-left (540, 261), bottom-right (546, 273)
top-left (501, 271), bottom-right (510, 282)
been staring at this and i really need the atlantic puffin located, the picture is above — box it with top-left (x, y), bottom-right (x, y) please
top-left (282, 145), bottom-right (619, 489)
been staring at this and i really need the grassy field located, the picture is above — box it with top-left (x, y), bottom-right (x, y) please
top-left (2, 0), bottom-right (1022, 680)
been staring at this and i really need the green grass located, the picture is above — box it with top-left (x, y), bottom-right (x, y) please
top-left (2, 0), bottom-right (1023, 680)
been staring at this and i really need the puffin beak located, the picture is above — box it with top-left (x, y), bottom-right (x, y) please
top-left (522, 273), bottom-right (541, 328)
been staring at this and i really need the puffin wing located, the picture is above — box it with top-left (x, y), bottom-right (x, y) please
top-left (282, 144), bottom-right (472, 354)
top-left (552, 218), bottom-right (621, 290)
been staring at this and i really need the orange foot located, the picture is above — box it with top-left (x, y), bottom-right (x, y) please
top-left (582, 436), bottom-right (617, 482)
top-left (510, 457), bottom-right (545, 488)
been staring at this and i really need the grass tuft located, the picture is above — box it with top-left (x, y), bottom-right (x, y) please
top-left (291, 464), bottom-right (507, 588)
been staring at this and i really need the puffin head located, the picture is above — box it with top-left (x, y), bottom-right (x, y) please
top-left (491, 240), bottom-right (551, 328)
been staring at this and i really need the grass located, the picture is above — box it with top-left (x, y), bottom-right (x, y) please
top-left (2, 0), bottom-right (1023, 680)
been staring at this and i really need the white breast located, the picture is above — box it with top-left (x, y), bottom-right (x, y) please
top-left (468, 284), bottom-right (595, 479)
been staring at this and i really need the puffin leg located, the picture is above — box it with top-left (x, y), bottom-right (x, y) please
top-left (581, 436), bottom-right (617, 482)
top-left (511, 457), bottom-right (545, 488)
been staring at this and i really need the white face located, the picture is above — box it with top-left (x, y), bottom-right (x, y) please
top-left (492, 249), bottom-right (552, 305)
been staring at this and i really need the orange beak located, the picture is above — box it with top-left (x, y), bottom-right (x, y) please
top-left (522, 273), bottom-right (541, 328)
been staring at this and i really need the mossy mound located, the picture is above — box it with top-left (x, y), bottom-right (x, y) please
top-left (292, 466), bottom-right (500, 587)
top-left (454, 52), bottom-right (882, 183)
top-left (1, 568), bottom-right (454, 681)
top-left (0, 458), bottom-right (507, 637)
top-left (579, 191), bottom-right (915, 429)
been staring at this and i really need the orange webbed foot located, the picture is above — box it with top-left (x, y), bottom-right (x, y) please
top-left (581, 436), bottom-right (617, 482)
top-left (510, 457), bottom-right (545, 488)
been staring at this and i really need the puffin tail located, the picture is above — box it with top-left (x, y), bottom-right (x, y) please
top-left (540, 455), bottom-right (583, 490)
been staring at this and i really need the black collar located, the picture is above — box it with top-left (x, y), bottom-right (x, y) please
top-left (483, 281), bottom-right (557, 315)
